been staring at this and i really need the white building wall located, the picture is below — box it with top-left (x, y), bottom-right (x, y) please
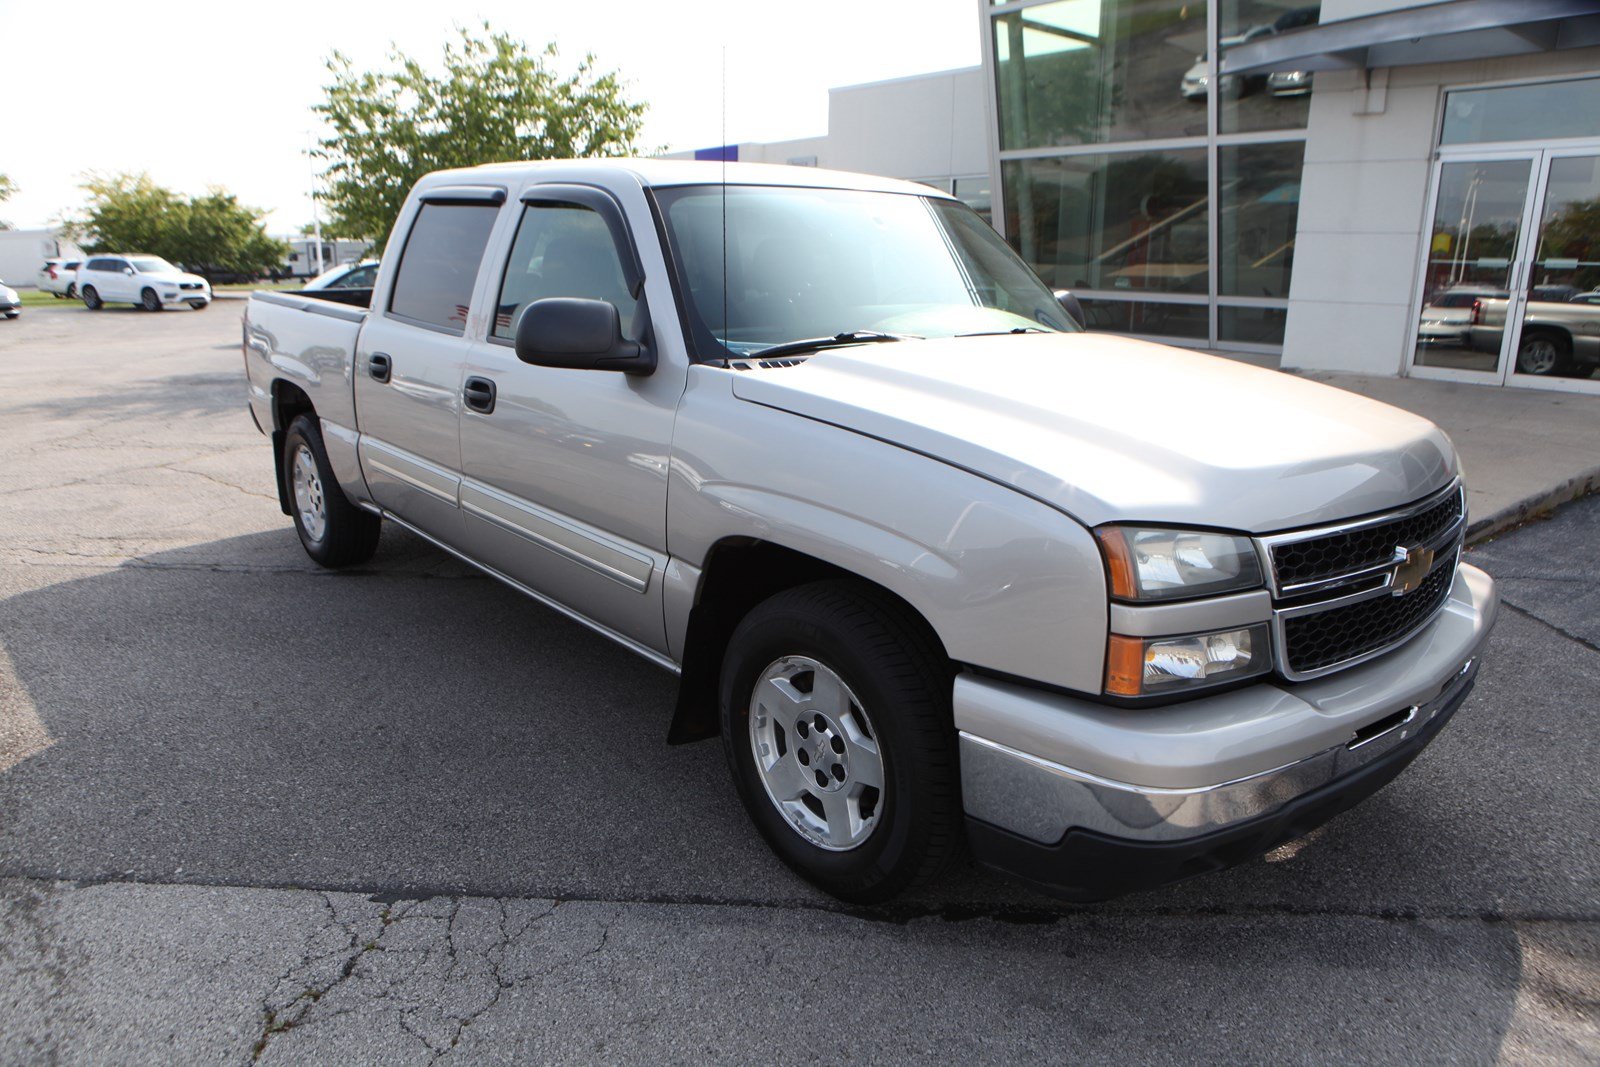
top-left (1282, 34), bottom-right (1600, 374)
top-left (825, 68), bottom-right (989, 182)
top-left (661, 68), bottom-right (988, 188)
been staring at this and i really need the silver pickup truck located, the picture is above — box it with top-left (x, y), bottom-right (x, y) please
top-left (243, 160), bottom-right (1497, 903)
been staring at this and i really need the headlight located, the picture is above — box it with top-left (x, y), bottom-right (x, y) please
top-left (1106, 624), bottom-right (1271, 697)
top-left (1096, 526), bottom-right (1263, 601)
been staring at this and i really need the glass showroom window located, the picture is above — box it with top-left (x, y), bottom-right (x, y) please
top-left (1080, 297), bottom-right (1209, 340)
top-left (1001, 149), bottom-right (1209, 294)
top-left (1219, 141), bottom-right (1304, 299)
top-left (992, 0), bottom-right (1208, 149)
top-left (1216, 0), bottom-right (1318, 134)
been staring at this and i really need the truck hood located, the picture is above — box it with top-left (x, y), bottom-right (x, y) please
top-left (729, 333), bottom-right (1457, 533)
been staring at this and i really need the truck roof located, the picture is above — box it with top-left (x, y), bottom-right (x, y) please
top-left (415, 158), bottom-right (958, 199)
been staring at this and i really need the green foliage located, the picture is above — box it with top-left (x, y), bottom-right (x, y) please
top-left (72, 173), bottom-right (288, 278)
top-left (313, 24), bottom-right (650, 246)
top-left (0, 173), bottom-right (15, 202)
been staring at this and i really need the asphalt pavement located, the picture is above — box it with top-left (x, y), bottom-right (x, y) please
top-left (0, 303), bottom-right (1596, 1063)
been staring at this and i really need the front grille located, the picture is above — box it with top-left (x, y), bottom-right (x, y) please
top-left (1283, 563), bottom-right (1454, 674)
top-left (179, 282), bottom-right (203, 290)
top-left (1271, 488), bottom-right (1463, 588)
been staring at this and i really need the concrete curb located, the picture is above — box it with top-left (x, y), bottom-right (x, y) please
top-left (1465, 466), bottom-right (1600, 545)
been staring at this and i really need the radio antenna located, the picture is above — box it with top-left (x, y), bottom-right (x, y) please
top-left (721, 44), bottom-right (728, 352)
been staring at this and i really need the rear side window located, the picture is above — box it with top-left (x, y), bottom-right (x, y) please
top-left (87, 258), bottom-right (115, 271)
top-left (388, 203), bottom-right (501, 332)
top-left (492, 202), bottom-right (639, 340)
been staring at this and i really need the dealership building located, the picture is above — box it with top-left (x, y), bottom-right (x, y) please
top-left (681, 0), bottom-right (1600, 394)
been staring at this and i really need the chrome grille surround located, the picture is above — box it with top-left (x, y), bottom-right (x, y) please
top-left (1257, 481), bottom-right (1467, 681)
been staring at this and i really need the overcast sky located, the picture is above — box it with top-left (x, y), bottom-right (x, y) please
top-left (1, 0), bottom-right (980, 234)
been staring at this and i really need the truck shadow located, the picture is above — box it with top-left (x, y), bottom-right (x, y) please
top-left (0, 526), bottom-right (1544, 1056)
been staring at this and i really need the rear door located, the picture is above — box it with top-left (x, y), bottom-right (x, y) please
top-left (353, 187), bottom-right (505, 543)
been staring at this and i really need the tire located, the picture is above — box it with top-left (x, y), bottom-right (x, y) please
top-left (141, 287), bottom-right (162, 312)
top-left (1516, 331), bottom-right (1571, 376)
top-left (82, 285), bottom-right (102, 310)
top-left (4, 311), bottom-right (18, 320)
top-left (720, 580), bottom-right (960, 903)
top-left (282, 414), bottom-right (381, 568)
top-left (188, 300), bottom-right (208, 311)
top-left (66, 283), bottom-right (76, 299)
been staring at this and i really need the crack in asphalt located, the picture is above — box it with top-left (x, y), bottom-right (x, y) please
top-left (1499, 598), bottom-right (1600, 657)
top-left (8, 871), bottom-right (1597, 929)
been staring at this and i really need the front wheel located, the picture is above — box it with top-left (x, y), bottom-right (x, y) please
top-left (141, 287), bottom-right (162, 312)
top-left (82, 285), bottom-right (102, 310)
top-left (720, 581), bottom-right (960, 903)
top-left (1516, 332), bottom-right (1570, 376)
top-left (282, 415), bottom-right (381, 568)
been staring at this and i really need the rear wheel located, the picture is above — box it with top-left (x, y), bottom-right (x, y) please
top-left (82, 286), bottom-right (102, 310)
top-left (141, 287), bottom-right (162, 312)
top-left (720, 580), bottom-right (960, 903)
top-left (65, 283), bottom-right (76, 299)
top-left (282, 415), bottom-right (381, 568)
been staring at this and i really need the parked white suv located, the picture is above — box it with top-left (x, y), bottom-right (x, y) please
top-left (38, 258), bottom-right (84, 298)
top-left (78, 255), bottom-right (212, 311)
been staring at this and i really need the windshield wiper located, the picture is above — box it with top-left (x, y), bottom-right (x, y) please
top-left (955, 327), bottom-right (1052, 337)
top-left (747, 331), bottom-right (917, 361)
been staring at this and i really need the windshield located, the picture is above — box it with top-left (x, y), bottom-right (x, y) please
top-left (654, 185), bottom-right (1075, 359)
top-left (130, 257), bottom-right (178, 274)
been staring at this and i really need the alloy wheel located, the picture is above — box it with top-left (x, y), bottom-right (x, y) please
top-left (291, 444), bottom-right (328, 543)
top-left (748, 655), bottom-right (885, 851)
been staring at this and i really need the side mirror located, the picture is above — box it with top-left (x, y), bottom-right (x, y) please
top-left (124, 267), bottom-right (136, 276)
top-left (514, 297), bottom-right (655, 376)
top-left (1054, 289), bottom-right (1087, 330)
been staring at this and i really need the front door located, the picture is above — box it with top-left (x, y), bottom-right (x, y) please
top-left (455, 184), bottom-right (684, 657)
top-left (1410, 149), bottom-right (1600, 393)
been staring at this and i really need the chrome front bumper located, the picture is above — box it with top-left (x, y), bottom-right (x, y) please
top-left (958, 563), bottom-right (1497, 849)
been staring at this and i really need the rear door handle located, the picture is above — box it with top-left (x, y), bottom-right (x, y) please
top-left (368, 352), bottom-right (392, 383)
top-left (463, 376), bottom-right (497, 414)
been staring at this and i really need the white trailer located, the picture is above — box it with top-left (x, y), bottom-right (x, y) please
top-left (0, 229), bottom-right (85, 288)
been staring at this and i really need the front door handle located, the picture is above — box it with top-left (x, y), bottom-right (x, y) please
top-left (368, 352), bottom-right (392, 383)
top-left (463, 376), bottom-right (497, 414)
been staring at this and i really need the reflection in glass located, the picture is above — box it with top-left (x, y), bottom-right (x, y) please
top-left (1219, 305), bottom-right (1286, 345)
top-left (1214, 1), bottom-right (1318, 133)
top-left (1442, 78), bottom-right (1600, 146)
top-left (1078, 298), bottom-right (1208, 339)
top-left (1002, 150), bottom-right (1209, 293)
top-left (1514, 154), bottom-right (1600, 379)
top-left (1220, 141), bottom-right (1303, 298)
top-left (993, 0), bottom-right (1207, 149)
top-left (1412, 159), bottom-right (1530, 373)
top-left (954, 176), bottom-right (993, 225)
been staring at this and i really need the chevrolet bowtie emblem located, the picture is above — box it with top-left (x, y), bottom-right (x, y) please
top-left (1391, 543), bottom-right (1434, 596)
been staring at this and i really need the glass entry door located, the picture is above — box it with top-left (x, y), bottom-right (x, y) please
top-left (1411, 155), bottom-right (1536, 379)
top-left (1507, 152), bottom-right (1600, 387)
top-left (1411, 149), bottom-right (1600, 392)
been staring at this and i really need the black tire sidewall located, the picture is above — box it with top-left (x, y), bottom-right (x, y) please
top-left (720, 587), bottom-right (953, 902)
top-left (141, 288), bottom-right (161, 312)
top-left (83, 286), bottom-right (101, 310)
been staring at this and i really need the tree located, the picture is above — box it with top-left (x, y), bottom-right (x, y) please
top-left (313, 24), bottom-right (650, 245)
top-left (71, 173), bottom-right (288, 278)
top-left (0, 174), bottom-right (15, 231)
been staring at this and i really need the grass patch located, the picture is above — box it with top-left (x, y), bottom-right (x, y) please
top-left (214, 280), bottom-right (303, 292)
top-left (15, 289), bottom-right (82, 308)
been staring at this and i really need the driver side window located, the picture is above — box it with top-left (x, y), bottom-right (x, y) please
top-left (493, 202), bottom-right (639, 341)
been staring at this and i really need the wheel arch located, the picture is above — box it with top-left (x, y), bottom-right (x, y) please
top-left (668, 537), bottom-right (951, 745)
top-left (270, 379), bottom-right (317, 516)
